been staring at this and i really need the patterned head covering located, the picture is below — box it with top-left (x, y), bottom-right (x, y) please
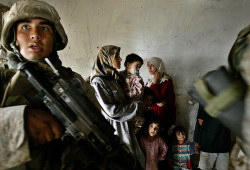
top-left (91, 45), bottom-right (121, 80)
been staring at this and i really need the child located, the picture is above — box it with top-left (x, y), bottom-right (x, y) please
top-left (143, 87), bottom-right (170, 134)
top-left (169, 126), bottom-right (195, 170)
top-left (119, 53), bottom-right (145, 133)
top-left (139, 117), bottom-right (168, 170)
top-left (134, 87), bottom-right (157, 136)
top-left (141, 87), bottom-right (156, 129)
top-left (119, 53), bottom-right (144, 102)
top-left (143, 87), bottom-right (156, 109)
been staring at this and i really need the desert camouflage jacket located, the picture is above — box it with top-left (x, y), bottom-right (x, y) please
top-left (0, 60), bottom-right (99, 170)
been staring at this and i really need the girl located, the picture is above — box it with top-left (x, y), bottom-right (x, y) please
top-left (170, 126), bottom-right (195, 170)
top-left (139, 117), bottom-right (168, 170)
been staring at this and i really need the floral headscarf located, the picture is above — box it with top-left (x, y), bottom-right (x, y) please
top-left (90, 45), bottom-right (121, 81)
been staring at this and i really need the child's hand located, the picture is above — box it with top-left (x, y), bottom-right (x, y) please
top-left (198, 119), bottom-right (204, 126)
top-left (134, 69), bottom-right (140, 75)
top-left (194, 143), bottom-right (200, 154)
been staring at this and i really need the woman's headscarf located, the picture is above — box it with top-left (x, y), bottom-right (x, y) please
top-left (91, 45), bottom-right (121, 81)
top-left (147, 57), bottom-right (171, 86)
top-left (148, 57), bottom-right (166, 74)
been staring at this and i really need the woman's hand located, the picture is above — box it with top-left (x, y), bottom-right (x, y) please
top-left (152, 71), bottom-right (161, 84)
top-left (157, 101), bottom-right (166, 107)
top-left (24, 107), bottom-right (63, 146)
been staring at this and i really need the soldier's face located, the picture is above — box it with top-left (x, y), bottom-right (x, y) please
top-left (16, 18), bottom-right (54, 61)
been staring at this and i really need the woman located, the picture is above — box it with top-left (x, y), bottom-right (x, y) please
top-left (146, 57), bottom-right (176, 139)
top-left (90, 45), bottom-right (145, 168)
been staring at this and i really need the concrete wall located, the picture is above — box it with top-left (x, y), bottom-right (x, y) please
top-left (1, 0), bottom-right (250, 140)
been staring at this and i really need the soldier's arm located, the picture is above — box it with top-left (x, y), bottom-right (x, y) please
top-left (0, 105), bottom-right (30, 169)
top-left (0, 105), bottom-right (63, 169)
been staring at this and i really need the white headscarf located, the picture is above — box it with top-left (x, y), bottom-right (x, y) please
top-left (148, 57), bottom-right (166, 74)
top-left (147, 57), bottom-right (171, 86)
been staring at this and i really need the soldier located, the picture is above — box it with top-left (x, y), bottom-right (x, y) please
top-left (189, 24), bottom-right (250, 169)
top-left (227, 24), bottom-right (250, 169)
top-left (0, 0), bottom-right (99, 169)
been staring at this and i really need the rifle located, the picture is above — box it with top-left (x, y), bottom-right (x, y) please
top-left (8, 52), bottom-right (143, 170)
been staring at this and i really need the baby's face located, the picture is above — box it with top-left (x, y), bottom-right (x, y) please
top-left (126, 61), bottom-right (142, 75)
top-left (148, 123), bottom-right (160, 137)
top-left (176, 131), bottom-right (186, 144)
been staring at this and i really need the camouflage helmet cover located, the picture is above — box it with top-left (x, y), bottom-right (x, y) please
top-left (1, 0), bottom-right (68, 51)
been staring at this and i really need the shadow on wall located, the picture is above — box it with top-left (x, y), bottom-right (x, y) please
top-left (167, 55), bottom-right (226, 92)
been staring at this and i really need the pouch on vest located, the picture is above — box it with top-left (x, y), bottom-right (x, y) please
top-left (189, 24), bottom-right (250, 157)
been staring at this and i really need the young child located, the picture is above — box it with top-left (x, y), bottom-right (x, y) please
top-left (119, 53), bottom-right (145, 133)
top-left (143, 87), bottom-right (156, 109)
top-left (119, 53), bottom-right (144, 102)
top-left (141, 87), bottom-right (156, 127)
top-left (133, 87), bottom-right (157, 136)
top-left (139, 117), bottom-right (168, 170)
top-left (169, 126), bottom-right (195, 170)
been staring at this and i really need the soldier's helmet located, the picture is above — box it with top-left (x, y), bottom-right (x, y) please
top-left (1, 0), bottom-right (68, 52)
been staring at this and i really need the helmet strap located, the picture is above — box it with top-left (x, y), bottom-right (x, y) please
top-left (9, 28), bottom-right (24, 61)
top-left (10, 42), bottom-right (24, 62)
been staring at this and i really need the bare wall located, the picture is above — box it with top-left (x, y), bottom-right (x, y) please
top-left (1, 0), bottom-right (250, 140)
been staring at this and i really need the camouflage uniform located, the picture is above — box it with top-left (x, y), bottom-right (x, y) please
top-left (0, 1), bottom-right (99, 169)
top-left (227, 24), bottom-right (250, 170)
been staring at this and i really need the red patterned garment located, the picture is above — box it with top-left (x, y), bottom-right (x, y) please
top-left (125, 73), bottom-right (144, 101)
top-left (139, 136), bottom-right (168, 170)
